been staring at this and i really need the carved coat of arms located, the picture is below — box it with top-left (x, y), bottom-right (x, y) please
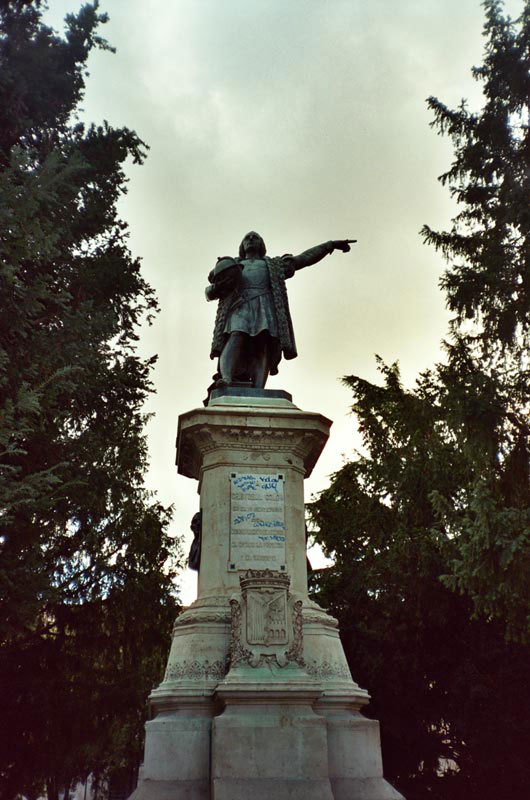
top-left (229, 570), bottom-right (304, 669)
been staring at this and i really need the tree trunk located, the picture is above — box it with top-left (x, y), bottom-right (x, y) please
top-left (46, 777), bottom-right (59, 800)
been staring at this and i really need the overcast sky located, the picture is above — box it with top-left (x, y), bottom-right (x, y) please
top-left (45, 0), bottom-right (524, 604)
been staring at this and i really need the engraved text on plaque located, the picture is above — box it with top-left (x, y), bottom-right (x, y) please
top-left (229, 473), bottom-right (286, 571)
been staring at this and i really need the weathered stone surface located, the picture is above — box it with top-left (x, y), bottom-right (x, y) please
top-left (302, 600), bottom-right (369, 705)
top-left (152, 594), bottom-right (230, 705)
top-left (130, 696), bottom-right (214, 800)
top-left (211, 778), bottom-right (333, 800)
top-left (175, 397), bottom-right (329, 601)
top-left (212, 688), bottom-right (334, 800)
top-left (143, 713), bottom-right (211, 781)
top-left (329, 777), bottom-right (405, 800)
top-left (131, 394), bottom-right (405, 800)
top-left (130, 778), bottom-right (209, 800)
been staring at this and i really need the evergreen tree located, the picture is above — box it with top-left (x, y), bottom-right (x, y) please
top-left (421, 0), bottom-right (530, 638)
top-left (310, 362), bottom-right (530, 800)
top-left (0, 3), bottom-right (180, 797)
top-left (310, 2), bottom-right (530, 797)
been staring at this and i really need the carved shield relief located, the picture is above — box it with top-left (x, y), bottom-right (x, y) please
top-left (246, 589), bottom-right (288, 645)
top-left (229, 570), bottom-right (304, 670)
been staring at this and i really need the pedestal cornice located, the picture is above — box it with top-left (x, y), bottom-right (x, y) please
top-left (176, 401), bottom-right (332, 481)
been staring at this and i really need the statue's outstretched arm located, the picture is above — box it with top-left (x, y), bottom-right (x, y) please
top-left (292, 239), bottom-right (356, 271)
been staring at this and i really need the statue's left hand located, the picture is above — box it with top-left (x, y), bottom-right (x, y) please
top-left (333, 239), bottom-right (357, 253)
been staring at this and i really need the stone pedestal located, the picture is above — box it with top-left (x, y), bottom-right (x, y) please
top-left (130, 390), bottom-right (404, 800)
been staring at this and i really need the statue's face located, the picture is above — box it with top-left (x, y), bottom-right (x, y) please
top-left (242, 231), bottom-right (263, 255)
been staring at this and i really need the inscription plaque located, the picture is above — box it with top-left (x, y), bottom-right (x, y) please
top-left (229, 473), bottom-right (286, 571)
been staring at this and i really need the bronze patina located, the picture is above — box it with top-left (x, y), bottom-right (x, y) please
top-left (206, 231), bottom-right (356, 390)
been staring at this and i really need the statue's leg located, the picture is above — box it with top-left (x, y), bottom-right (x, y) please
top-left (219, 331), bottom-right (246, 383)
top-left (250, 332), bottom-right (271, 389)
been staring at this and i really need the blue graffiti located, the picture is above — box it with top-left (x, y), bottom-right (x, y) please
top-left (252, 520), bottom-right (284, 529)
top-left (233, 512), bottom-right (257, 525)
top-left (232, 474), bottom-right (282, 494)
top-left (257, 534), bottom-right (285, 543)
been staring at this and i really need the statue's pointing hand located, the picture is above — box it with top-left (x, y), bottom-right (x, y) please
top-left (332, 239), bottom-right (357, 253)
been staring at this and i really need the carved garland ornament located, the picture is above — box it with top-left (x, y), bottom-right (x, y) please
top-left (284, 599), bottom-right (304, 666)
top-left (305, 659), bottom-right (352, 680)
top-left (228, 597), bottom-right (253, 668)
top-left (164, 658), bottom-right (227, 682)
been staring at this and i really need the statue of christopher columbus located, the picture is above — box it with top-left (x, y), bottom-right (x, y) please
top-left (206, 231), bottom-right (356, 390)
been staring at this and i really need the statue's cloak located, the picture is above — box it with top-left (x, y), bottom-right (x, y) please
top-left (210, 255), bottom-right (297, 376)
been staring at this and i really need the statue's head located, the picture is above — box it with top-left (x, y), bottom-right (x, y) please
top-left (190, 511), bottom-right (202, 536)
top-left (239, 231), bottom-right (266, 259)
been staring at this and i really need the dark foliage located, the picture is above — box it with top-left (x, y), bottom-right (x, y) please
top-left (0, 3), bottom-right (181, 798)
top-left (309, 363), bottom-right (530, 799)
top-left (309, 2), bottom-right (530, 798)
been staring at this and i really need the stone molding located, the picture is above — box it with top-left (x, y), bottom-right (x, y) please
top-left (173, 612), bottom-right (231, 631)
top-left (189, 594), bottom-right (230, 607)
top-left (164, 658), bottom-right (227, 682)
top-left (303, 612), bottom-right (339, 629)
top-left (176, 407), bottom-right (331, 480)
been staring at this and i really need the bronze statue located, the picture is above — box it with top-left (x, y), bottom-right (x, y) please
top-left (206, 232), bottom-right (356, 389)
top-left (188, 511), bottom-right (202, 571)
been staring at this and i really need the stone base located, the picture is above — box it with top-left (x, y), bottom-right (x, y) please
top-left (129, 778), bottom-right (209, 800)
top-left (316, 703), bottom-right (404, 800)
top-left (130, 582), bottom-right (404, 800)
top-left (212, 778), bottom-right (333, 800)
top-left (141, 711), bottom-right (212, 782)
top-left (211, 686), bottom-right (334, 800)
top-left (330, 778), bottom-right (405, 800)
top-left (209, 385), bottom-right (293, 405)
top-left (130, 395), bottom-right (406, 800)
